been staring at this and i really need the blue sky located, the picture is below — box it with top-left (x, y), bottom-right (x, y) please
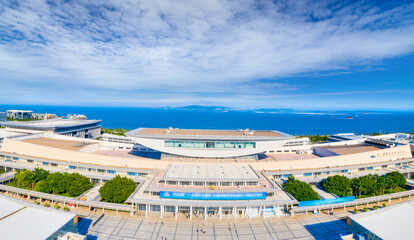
top-left (0, 0), bottom-right (413, 110)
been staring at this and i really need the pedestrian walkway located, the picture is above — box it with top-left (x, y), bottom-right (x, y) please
top-left (65, 212), bottom-right (347, 240)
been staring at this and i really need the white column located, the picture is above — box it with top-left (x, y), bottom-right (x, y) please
top-left (204, 207), bottom-right (207, 220)
top-left (146, 204), bottom-right (148, 217)
top-left (248, 206), bottom-right (251, 219)
top-left (263, 206), bottom-right (266, 219)
top-left (190, 206), bottom-right (193, 220)
top-left (234, 207), bottom-right (237, 220)
top-left (175, 206), bottom-right (178, 219)
top-left (160, 205), bottom-right (163, 219)
top-left (219, 207), bottom-right (222, 220)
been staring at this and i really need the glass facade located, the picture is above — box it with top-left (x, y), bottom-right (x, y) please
top-left (165, 141), bottom-right (255, 149)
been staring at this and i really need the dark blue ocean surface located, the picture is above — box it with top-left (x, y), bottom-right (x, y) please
top-left (1, 105), bottom-right (413, 135)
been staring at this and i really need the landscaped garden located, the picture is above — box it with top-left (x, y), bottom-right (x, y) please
top-left (7, 168), bottom-right (93, 197)
top-left (322, 171), bottom-right (406, 199)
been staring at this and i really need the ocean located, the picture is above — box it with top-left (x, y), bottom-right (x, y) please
top-left (1, 105), bottom-right (413, 135)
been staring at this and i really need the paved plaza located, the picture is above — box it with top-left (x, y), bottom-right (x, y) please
top-left (62, 213), bottom-right (347, 240)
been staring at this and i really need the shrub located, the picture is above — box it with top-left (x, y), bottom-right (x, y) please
top-left (372, 205), bottom-right (378, 210)
top-left (363, 207), bottom-right (368, 212)
top-left (282, 176), bottom-right (320, 201)
top-left (353, 208), bottom-right (359, 214)
top-left (54, 204), bottom-right (60, 209)
top-left (44, 203), bottom-right (50, 207)
top-left (99, 175), bottom-right (137, 203)
top-left (382, 203), bottom-right (386, 208)
top-left (322, 175), bottom-right (353, 197)
top-left (63, 206), bottom-right (69, 212)
top-left (33, 201), bottom-right (39, 205)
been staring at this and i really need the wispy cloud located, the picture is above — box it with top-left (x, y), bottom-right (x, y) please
top-left (0, 0), bottom-right (414, 108)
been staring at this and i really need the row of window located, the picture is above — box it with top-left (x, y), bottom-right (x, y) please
top-left (163, 180), bottom-right (259, 186)
top-left (273, 161), bottom-right (414, 179)
top-left (165, 141), bottom-right (256, 149)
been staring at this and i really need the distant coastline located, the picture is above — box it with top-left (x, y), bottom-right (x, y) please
top-left (1, 105), bottom-right (413, 135)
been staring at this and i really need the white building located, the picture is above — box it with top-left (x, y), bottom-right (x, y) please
top-left (0, 112), bottom-right (6, 122)
top-left (6, 110), bottom-right (33, 120)
top-left (126, 128), bottom-right (309, 158)
top-left (1, 118), bottom-right (102, 138)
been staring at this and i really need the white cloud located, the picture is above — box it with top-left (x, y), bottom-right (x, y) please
top-left (0, 0), bottom-right (414, 107)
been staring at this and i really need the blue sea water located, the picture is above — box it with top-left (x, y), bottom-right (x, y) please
top-left (1, 105), bottom-right (413, 135)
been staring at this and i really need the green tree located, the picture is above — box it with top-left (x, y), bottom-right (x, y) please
top-left (322, 175), bottom-right (353, 197)
top-left (16, 170), bottom-right (34, 189)
top-left (66, 173), bottom-right (93, 197)
top-left (375, 176), bottom-right (387, 195)
top-left (282, 176), bottom-right (320, 201)
top-left (34, 180), bottom-right (51, 193)
top-left (47, 172), bottom-right (68, 194)
top-left (99, 175), bottom-right (137, 203)
top-left (359, 174), bottom-right (376, 195)
top-left (351, 178), bottom-right (364, 198)
top-left (385, 171), bottom-right (406, 188)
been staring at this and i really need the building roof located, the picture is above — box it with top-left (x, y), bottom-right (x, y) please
top-left (0, 195), bottom-right (76, 240)
top-left (1, 119), bottom-right (101, 131)
top-left (321, 144), bottom-right (381, 155)
top-left (7, 110), bottom-right (33, 113)
top-left (135, 128), bottom-right (283, 136)
top-left (127, 128), bottom-right (291, 141)
top-left (349, 200), bottom-right (414, 240)
top-left (163, 164), bottom-right (260, 181)
top-left (22, 137), bottom-right (94, 151)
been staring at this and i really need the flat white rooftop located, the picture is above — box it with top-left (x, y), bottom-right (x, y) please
top-left (0, 195), bottom-right (76, 240)
top-left (163, 164), bottom-right (260, 181)
top-left (2, 118), bottom-right (100, 127)
top-left (349, 200), bottom-right (414, 240)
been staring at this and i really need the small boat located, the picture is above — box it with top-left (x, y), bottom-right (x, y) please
top-left (345, 116), bottom-right (354, 119)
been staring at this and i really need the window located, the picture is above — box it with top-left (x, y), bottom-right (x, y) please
top-left (88, 168), bottom-right (96, 172)
top-left (331, 171), bottom-right (339, 174)
top-left (107, 170), bottom-right (116, 174)
top-left (323, 171), bottom-right (330, 175)
top-left (367, 167), bottom-right (373, 170)
top-left (273, 174), bottom-right (282, 179)
top-left (27, 159), bottom-right (34, 163)
top-left (282, 174), bottom-right (292, 178)
top-left (128, 172), bottom-right (138, 176)
top-left (341, 169), bottom-right (349, 173)
top-left (303, 173), bottom-right (312, 177)
top-left (395, 163), bottom-right (401, 167)
top-left (220, 182), bottom-right (232, 186)
top-left (42, 162), bottom-right (49, 166)
top-left (193, 181), bottom-right (204, 186)
top-left (78, 167), bottom-right (86, 171)
top-left (247, 181), bottom-right (258, 186)
top-left (166, 181), bottom-right (178, 185)
top-left (69, 166), bottom-right (76, 170)
top-left (97, 169), bottom-right (105, 173)
top-left (207, 182), bottom-right (218, 186)
top-left (234, 182), bottom-right (244, 186)
top-left (181, 181), bottom-right (191, 186)
top-left (13, 157), bottom-right (19, 161)
top-left (381, 165), bottom-right (388, 168)
top-left (51, 163), bottom-right (58, 167)
top-left (358, 168), bottom-right (365, 171)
